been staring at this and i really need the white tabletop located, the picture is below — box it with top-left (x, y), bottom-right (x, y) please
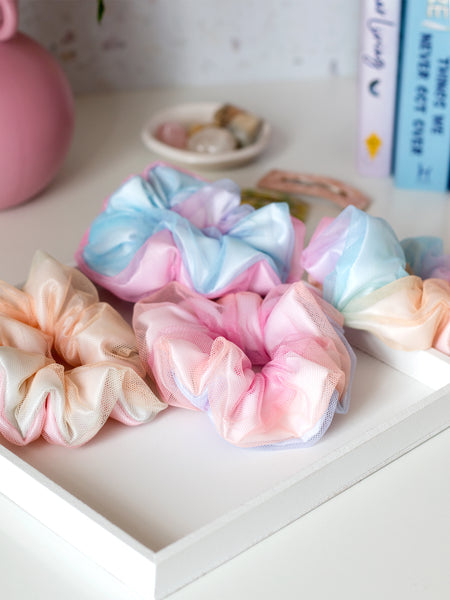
top-left (0, 78), bottom-right (449, 599)
top-left (1, 427), bottom-right (449, 600)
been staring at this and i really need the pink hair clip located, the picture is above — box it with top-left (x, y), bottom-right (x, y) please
top-left (257, 169), bottom-right (371, 211)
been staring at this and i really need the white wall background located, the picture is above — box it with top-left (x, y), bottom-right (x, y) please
top-left (18, 0), bottom-right (360, 93)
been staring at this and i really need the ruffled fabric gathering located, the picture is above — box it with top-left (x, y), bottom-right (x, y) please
top-left (75, 162), bottom-right (305, 302)
top-left (302, 206), bottom-right (450, 355)
top-left (401, 236), bottom-right (450, 283)
top-left (12, 162), bottom-right (449, 450)
top-left (0, 251), bottom-right (166, 447)
top-left (133, 281), bottom-right (355, 448)
top-left (73, 162), bottom-right (358, 448)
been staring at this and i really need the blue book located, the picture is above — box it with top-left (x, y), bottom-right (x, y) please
top-left (394, 0), bottom-right (450, 191)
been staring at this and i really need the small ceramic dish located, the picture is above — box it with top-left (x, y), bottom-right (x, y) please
top-left (141, 102), bottom-right (271, 169)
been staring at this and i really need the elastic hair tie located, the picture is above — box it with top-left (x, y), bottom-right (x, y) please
top-left (0, 251), bottom-right (166, 446)
top-left (75, 162), bottom-right (305, 302)
top-left (133, 281), bottom-right (355, 448)
top-left (302, 206), bottom-right (450, 355)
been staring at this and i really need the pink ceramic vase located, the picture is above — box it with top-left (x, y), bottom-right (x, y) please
top-left (0, 0), bottom-right (74, 209)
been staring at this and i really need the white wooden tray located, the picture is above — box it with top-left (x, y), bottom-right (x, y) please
top-left (0, 326), bottom-right (449, 599)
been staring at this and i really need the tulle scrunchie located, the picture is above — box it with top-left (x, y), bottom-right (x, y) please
top-left (301, 206), bottom-right (450, 355)
top-left (75, 162), bottom-right (305, 302)
top-left (133, 281), bottom-right (355, 448)
top-left (0, 251), bottom-right (166, 447)
top-left (401, 236), bottom-right (450, 283)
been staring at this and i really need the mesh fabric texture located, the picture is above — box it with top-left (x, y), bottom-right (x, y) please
top-left (0, 251), bottom-right (166, 447)
top-left (133, 281), bottom-right (355, 448)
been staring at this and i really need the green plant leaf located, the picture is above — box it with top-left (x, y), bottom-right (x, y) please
top-left (97, 0), bottom-right (105, 23)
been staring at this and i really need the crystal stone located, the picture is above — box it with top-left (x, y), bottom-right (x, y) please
top-left (155, 121), bottom-right (187, 149)
top-left (187, 126), bottom-right (237, 154)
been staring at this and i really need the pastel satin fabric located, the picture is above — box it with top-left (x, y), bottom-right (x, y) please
top-left (401, 236), bottom-right (450, 283)
top-left (133, 281), bottom-right (355, 448)
top-left (0, 251), bottom-right (166, 446)
top-left (75, 162), bottom-right (305, 302)
top-left (302, 206), bottom-right (450, 354)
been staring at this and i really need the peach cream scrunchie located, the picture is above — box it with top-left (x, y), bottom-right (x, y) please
top-left (133, 281), bottom-right (355, 448)
top-left (0, 251), bottom-right (166, 447)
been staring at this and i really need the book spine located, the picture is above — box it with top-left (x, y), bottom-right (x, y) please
top-left (357, 0), bottom-right (403, 177)
top-left (394, 0), bottom-right (450, 191)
